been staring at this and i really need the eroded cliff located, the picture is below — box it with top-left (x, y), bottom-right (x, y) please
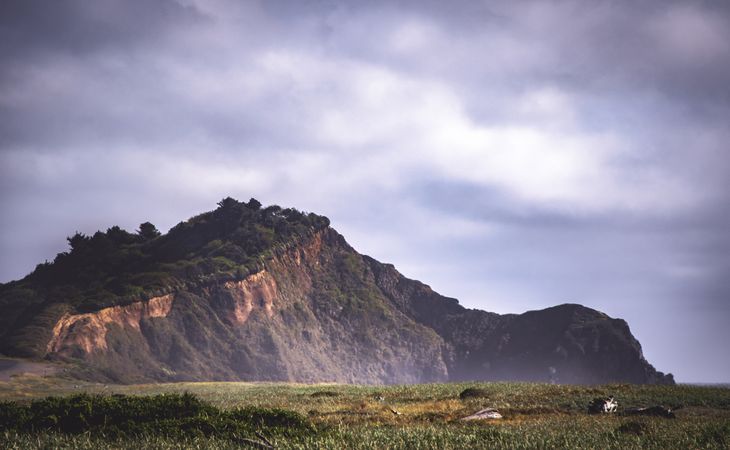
top-left (0, 198), bottom-right (674, 384)
top-left (33, 229), bottom-right (448, 383)
top-left (47, 294), bottom-right (174, 356)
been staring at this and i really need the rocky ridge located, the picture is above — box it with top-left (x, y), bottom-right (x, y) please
top-left (0, 199), bottom-right (674, 384)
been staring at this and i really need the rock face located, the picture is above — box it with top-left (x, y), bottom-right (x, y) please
top-left (47, 294), bottom-right (174, 355)
top-left (0, 200), bottom-right (674, 384)
top-left (365, 249), bottom-right (673, 385)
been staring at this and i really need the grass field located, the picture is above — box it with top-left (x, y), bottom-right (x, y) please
top-left (1, 375), bottom-right (729, 449)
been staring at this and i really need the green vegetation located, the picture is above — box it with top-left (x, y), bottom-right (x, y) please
top-left (1, 379), bottom-right (728, 449)
top-left (0, 392), bottom-right (311, 441)
top-left (0, 198), bottom-right (330, 356)
top-left (459, 387), bottom-right (492, 400)
top-left (26, 197), bottom-right (328, 306)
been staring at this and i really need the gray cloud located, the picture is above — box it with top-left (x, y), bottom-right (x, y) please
top-left (1, 0), bottom-right (729, 382)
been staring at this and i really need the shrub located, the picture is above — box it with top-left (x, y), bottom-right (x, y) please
top-left (617, 420), bottom-right (648, 435)
top-left (459, 388), bottom-right (492, 400)
top-left (0, 393), bottom-right (313, 441)
top-left (310, 391), bottom-right (341, 398)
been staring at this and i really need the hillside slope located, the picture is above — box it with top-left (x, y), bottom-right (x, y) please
top-left (0, 198), bottom-right (673, 384)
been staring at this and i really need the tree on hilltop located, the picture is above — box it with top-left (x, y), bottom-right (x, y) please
top-left (137, 222), bottom-right (161, 240)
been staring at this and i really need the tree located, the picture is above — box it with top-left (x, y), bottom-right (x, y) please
top-left (67, 232), bottom-right (89, 251)
top-left (247, 198), bottom-right (262, 210)
top-left (217, 197), bottom-right (240, 210)
top-left (106, 225), bottom-right (136, 245)
top-left (137, 222), bottom-right (161, 240)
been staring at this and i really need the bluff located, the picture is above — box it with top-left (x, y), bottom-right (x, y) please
top-left (0, 198), bottom-right (674, 384)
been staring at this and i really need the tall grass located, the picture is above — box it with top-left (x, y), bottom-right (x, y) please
top-left (1, 380), bottom-right (728, 449)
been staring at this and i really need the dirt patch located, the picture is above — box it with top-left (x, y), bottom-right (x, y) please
top-left (0, 358), bottom-right (59, 381)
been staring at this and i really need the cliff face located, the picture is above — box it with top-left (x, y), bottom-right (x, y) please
top-left (47, 294), bottom-right (174, 355)
top-left (0, 199), bottom-right (674, 384)
top-left (34, 229), bottom-right (448, 384)
top-left (366, 257), bottom-right (674, 385)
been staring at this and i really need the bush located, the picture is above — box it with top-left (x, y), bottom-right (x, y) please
top-left (0, 393), bottom-right (313, 441)
top-left (310, 391), bottom-right (341, 398)
top-left (617, 420), bottom-right (649, 435)
top-left (459, 388), bottom-right (492, 400)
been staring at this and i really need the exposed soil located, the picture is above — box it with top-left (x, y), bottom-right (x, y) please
top-left (0, 358), bottom-right (59, 381)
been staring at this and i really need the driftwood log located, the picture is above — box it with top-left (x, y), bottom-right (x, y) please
top-left (624, 406), bottom-right (677, 418)
top-left (233, 431), bottom-right (276, 449)
top-left (460, 408), bottom-right (503, 421)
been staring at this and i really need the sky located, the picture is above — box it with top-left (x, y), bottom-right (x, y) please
top-left (1, 0), bottom-right (729, 382)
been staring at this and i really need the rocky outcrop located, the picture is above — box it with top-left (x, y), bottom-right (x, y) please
top-left (46, 294), bottom-right (174, 356)
top-left (37, 230), bottom-right (450, 384)
top-left (222, 271), bottom-right (277, 325)
top-left (367, 257), bottom-right (673, 384)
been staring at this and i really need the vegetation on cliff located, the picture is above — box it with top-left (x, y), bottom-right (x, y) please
top-left (14, 197), bottom-right (328, 308)
top-left (0, 198), bottom-right (329, 356)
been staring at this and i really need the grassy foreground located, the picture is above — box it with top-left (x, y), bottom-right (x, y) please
top-left (1, 376), bottom-right (729, 449)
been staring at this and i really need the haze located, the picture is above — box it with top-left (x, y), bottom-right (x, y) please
top-left (1, 0), bottom-right (729, 383)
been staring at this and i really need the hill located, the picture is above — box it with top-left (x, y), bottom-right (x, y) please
top-left (0, 198), bottom-right (673, 384)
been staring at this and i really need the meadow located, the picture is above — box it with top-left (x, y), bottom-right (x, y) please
top-left (1, 375), bottom-right (728, 449)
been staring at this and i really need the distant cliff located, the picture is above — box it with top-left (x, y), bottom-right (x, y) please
top-left (0, 198), bottom-right (674, 385)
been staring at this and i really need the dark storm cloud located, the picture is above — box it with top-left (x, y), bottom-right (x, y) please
top-left (0, 0), bottom-right (202, 58)
top-left (0, 0), bottom-right (195, 148)
top-left (1, 0), bottom-right (729, 381)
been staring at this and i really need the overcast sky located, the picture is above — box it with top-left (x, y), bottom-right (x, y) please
top-left (1, 0), bottom-right (729, 382)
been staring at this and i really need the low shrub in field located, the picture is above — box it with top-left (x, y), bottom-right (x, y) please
top-left (617, 420), bottom-right (649, 435)
top-left (459, 388), bottom-right (491, 400)
top-left (310, 391), bottom-right (340, 398)
top-left (0, 392), bottom-right (313, 441)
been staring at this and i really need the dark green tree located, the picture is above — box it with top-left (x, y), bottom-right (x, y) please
top-left (217, 197), bottom-right (240, 209)
top-left (67, 232), bottom-right (89, 251)
top-left (247, 198), bottom-right (262, 210)
top-left (137, 222), bottom-right (161, 240)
